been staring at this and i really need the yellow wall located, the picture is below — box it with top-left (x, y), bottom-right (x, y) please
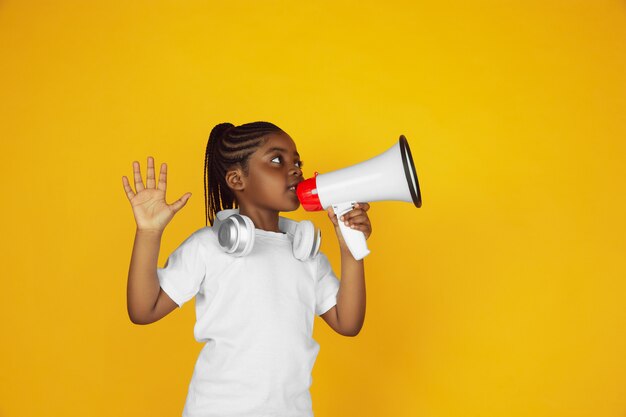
top-left (1, 1), bottom-right (625, 416)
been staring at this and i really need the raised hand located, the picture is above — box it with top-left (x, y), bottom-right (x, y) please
top-left (122, 156), bottom-right (192, 233)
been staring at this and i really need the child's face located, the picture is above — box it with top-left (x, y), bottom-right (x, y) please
top-left (229, 131), bottom-right (304, 213)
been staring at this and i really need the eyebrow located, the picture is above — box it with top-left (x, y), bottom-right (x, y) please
top-left (263, 147), bottom-right (300, 157)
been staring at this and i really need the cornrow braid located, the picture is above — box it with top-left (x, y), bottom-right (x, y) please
top-left (204, 121), bottom-right (284, 227)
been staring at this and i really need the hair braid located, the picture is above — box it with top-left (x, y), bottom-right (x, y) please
top-left (204, 121), bottom-right (284, 226)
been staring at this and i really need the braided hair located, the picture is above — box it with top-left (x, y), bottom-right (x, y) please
top-left (204, 121), bottom-right (284, 227)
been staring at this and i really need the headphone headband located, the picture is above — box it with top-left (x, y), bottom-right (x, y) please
top-left (213, 209), bottom-right (321, 261)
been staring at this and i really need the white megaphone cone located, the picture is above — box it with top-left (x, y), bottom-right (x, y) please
top-left (296, 135), bottom-right (422, 260)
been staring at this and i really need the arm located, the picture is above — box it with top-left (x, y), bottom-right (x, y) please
top-left (122, 156), bottom-right (192, 325)
top-left (321, 248), bottom-right (365, 336)
top-left (320, 203), bottom-right (371, 337)
top-left (127, 229), bottom-right (178, 325)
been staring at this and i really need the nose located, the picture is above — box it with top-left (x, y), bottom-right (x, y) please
top-left (289, 165), bottom-right (303, 178)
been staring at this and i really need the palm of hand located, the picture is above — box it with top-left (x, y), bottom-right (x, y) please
top-left (122, 156), bottom-right (192, 232)
top-left (129, 187), bottom-right (172, 231)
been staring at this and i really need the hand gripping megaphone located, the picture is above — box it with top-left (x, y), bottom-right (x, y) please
top-left (296, 135), bottom-right (422, 260)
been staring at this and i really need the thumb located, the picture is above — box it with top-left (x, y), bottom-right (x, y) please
top-left (170, 192), bottom-right (192, 213)
top-left (327, 206), bottom-right (338, 226)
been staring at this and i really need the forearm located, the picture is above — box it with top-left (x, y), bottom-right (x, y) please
top-left (127, 229), bottom-right (163, 323)
top-left (336, 245), bottom-right (366, 336)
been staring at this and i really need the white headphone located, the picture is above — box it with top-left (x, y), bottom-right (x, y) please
top-left (213, 208), bottom-right (321, 261)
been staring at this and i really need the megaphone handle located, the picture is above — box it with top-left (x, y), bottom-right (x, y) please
top-left (332, 202), bottom-right (371, 261)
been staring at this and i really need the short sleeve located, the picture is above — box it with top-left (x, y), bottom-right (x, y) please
top-left (315, 252), bottom-right (341, 316)
top-left (157, 231), bottom-right (205, 308)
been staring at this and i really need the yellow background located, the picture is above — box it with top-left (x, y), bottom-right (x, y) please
top-left (1, 1), bottom-right (625, 416)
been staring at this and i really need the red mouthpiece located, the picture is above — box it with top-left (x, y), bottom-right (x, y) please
top-left (295, 172), bottom-right (323, 211)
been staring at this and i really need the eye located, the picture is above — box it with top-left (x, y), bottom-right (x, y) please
top-left (271, 156), bottom-right (304, 168)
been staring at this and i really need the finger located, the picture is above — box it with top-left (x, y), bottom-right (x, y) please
top-left (344, 219), bottom-right (369, 230)
top-left (343, 214), bottom-right (369, 225)
top-left (327, 207), bottom-right (339, 226)
top-left (133, 161), bottom-right (145, 192)
top-left (348, 222), bottom-right (371, 234)
top-left (157, 162), bottom-right (167, 192)
top-left (170, 192), bottom-right (192, 213)
top-left (122, 176), bottom-right (135, 201)
top-left (354, 202), bottom-right (370, 211)
top-left (146, 156), bottom-right (156, 188)
top-left (341, 209), bottom-right (364, 221)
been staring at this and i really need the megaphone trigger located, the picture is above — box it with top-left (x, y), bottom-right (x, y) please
top-left (331, 201), bottom-right (356, 219)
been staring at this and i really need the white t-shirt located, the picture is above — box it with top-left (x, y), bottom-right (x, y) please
top-left (157, 225), bottom-right (341, 417)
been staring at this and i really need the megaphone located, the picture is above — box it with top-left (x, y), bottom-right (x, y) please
top-left (296, 135), bottom-right (422, 260)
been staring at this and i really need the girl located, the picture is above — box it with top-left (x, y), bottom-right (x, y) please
top-left (122, 121), bottom-right (372, 417)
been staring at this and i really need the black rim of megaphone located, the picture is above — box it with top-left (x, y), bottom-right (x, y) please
top-left (399, 135), bottom-right (422, 208)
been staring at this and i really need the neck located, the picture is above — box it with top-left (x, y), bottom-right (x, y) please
top-left (237, 205), bottom-right (281, 233)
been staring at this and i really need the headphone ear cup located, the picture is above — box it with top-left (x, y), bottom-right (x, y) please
top-left (311, 228), bottom-right (321, 259)
top-left (293, 220), bottom-right (317, 261)
top-left (238, 215), bottom-right (256, 257)
top-left (217, 214), bottom-right (255, 257)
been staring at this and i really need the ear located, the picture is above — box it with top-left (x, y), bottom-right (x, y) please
top-left (225, 167), bottom-right (246, 192)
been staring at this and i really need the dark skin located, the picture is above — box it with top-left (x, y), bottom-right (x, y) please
top-left (226, 131), bottom-right (372, 336)
top-left (226, 131), bottom-right (372, 238)
top-left (123, 132), bottom-right (371, 335)
top-left (224, 131), bottom-right (304, 232)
